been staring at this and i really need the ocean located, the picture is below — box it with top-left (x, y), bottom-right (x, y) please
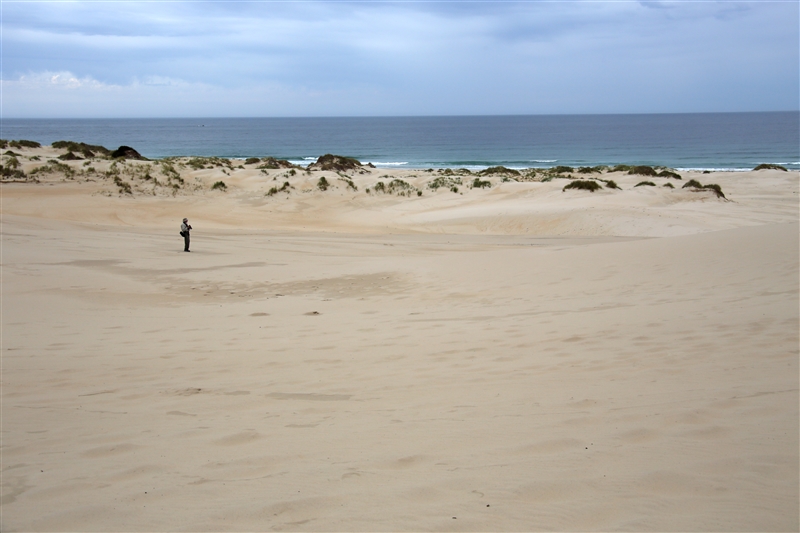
top-left (2, 113), bottom-right (798, 171)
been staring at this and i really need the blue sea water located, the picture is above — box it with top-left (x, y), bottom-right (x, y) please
top-left (2, 113), bottom-right (798, 171)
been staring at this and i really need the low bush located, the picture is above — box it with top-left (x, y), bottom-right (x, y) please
top-left (634, 181), bottom-right (656, 187)
top-left (563, 180), bottom-right (601, 192)
top-left (663, 182), bottom-right (674, 188)
top-left (682, 179), bottom-right (725, 198)
top-left (472, 178), bottom-right (492, 189)
top-left (428, 176), bottom-right (462, 190)
top-left (628, 166), bottom-right (658, 177)
top-left (7, 139), bottom-right (41, 149)
top-left (308, 154), bottom-right (362, 172)
top-left (551, 165), bottom-right (574, 174)
top-left (212, 181), bottom-right (227, 191)
top-left (656, 170), bottom-right (682, 180)
top-left (605, 180), bottom-right (620, 189)
top-left (753, 163), bottom-right (787, 171)
top-left (478, 166), bottom-right (519, 176)
top-left (266, 181), bottom-right (293, 196)
top-left (245, 157), bottom-right (261, 165)
top-left (610, 164), bottom-right (632, 172)
top-left (338, 177), bottom-right (357, 191)
top-left (52, 141), bottom-right (110, 158)
top-left (373, 182), bottom-right (386, 193)
top-left (317, 176), bottom-right (330, 191)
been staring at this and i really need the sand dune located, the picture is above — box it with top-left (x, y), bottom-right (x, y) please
top-left (1, 147), bottom-right (798, 531)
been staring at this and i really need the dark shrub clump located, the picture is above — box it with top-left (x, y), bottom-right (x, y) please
top-left (211, 181), bottom-right (227, 191)
top-left (656, 170), bottom-right (682, 180)
top-left (753, 164), bottom-right (787, 171)
top-left (628, 166), bottom-right (658, 177)
top-left (478, 166), bottom-right (519, 176)
top-left (563, 180), bottom-right (602, 192)
top-left (308, 154), bottom-right (362, 172)
top-left (634, 181), bottom-right (656, 187)
top-left (472, 178), bottom-right (492, 189)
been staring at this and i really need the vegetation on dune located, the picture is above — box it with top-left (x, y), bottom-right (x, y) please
top-left (663, 182), bottom-right (675, 188)
top-left (471, 178), bottom-right (492, 189)
top-left (656, 169), bottom-right (682, 180)
top-left (267, 181), bottom-right (293, 196)
top-left (308, 154), bottom-right (363, 172)
top-left (605, 180), bottom-right (620, 189)
top-left (338, 177), bottom-right (358, 191)
top-left (428, 176), bottom-right (462, 192)
top-left (317, 176), bottom-right (330, 191)
top-left (244, 157), bottom-right (261, 165)
top-left (478, 166), bottom-right (519, 176)
top-left (628, 165), bottom-right (658, 177)
top-left (0, 139), bottom-right (41, 150)
top-left (257, 157), bottom-right (297, 170)
top-left (550, 165), bottom-right (574, 174)
top-left (211, 181), bottom-right (227, 191)
top-left (753, 163), bottom-right (788, 171)
top-left (682, 179), bottom-right (726, 198)
top-left (577, 166), bottom-right (608, 174)
top-left (52, 141), bottom-right (111, 159)
top-left (563, 180), bottom-right (602, 192)
top-left (438, 168), bottom-right (473, 176)
top-left (634, 181), bottom-right (656, 187)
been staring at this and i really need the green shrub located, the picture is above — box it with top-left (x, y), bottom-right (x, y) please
top-left (317, 176), bottom-right (330, 191)
top-left (308, 154), bottom-right (362, 172)
top-left (702, 183), bottom-right (725, 198)
top-left (605, 180), bottom-right (620, 189)
top-left (682, 179), bottom-right (725, 198)
top-left (472, 178), bottom-right (492, 189)
top-left (628, 166), bottom-right (658, 177)
top-left (663, 182), bottom-right (674, 188)
top-left (611, 164), bottom-right (632, 172)
top-left (478, 166), bottom-right (519, 176)
top-left (211, 181), bottom-right (227, 191)
top-left (4, 155), bottom-right (21, 169)
top-left (563, 180), bottom-right (601, 192)
top-left (52, 141), bottom-right (110, 158)
top-left (374, 182), bottom-right (386, 193)
top-left (551, 165), bottom-right (574, 174)
top-left (634, 181), bottom-right (656, 187)
top-left (578, 166), bottom-right (607, 174)
top-left (656, 170), bottom-right (682, 180)
top-left (428, 176), bottom-right (462, 190)
top-left (753, 163), bottom-right (787, 171)
top-left (10, 139), bottom-right (41, 149)
top-left (245, 157), bottom-right (260, 165)
top-left (387, 179), bottom-right (413, 195)
top-left (338, 177), bottom-right (357, 191)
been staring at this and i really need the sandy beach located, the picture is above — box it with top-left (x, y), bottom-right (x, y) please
top-left (2, 146), bottom-right (798, 531)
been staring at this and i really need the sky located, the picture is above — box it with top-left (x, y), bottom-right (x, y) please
top-left (1, 1), bottom-right (798, 118)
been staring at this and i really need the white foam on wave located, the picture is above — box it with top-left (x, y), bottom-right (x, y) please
top-left (368, 161), bottom-right (409, 167)
top-left (676, 167), bottom-right (753, 172)
top-left (531, 159), bottom-right (557, 163)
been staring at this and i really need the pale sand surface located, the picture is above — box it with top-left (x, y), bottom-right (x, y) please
top-left (1, 149), bottom-right (798, 531)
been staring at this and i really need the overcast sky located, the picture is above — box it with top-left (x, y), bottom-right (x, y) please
top-left (1, 1), bottom-right (798, 118)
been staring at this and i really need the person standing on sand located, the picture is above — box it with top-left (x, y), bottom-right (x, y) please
top-left (180, 218), bottom-right (192, 252)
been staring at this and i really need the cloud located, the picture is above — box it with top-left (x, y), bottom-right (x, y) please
top-left (1, 1), bottom-right (797, 117)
